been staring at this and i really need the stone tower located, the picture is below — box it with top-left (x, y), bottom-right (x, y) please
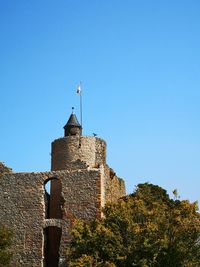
top-left (0, 112), bottom-right (126, 267)
top-left (52, 112), bottom-right (106, 171)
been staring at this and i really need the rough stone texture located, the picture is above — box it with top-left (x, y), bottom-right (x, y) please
top-left (104, 165), bottom-right (126, 203)
top-left (51, 136), bottom-right (106, 171)
top-left (0, 135), bottom-right (125, 267)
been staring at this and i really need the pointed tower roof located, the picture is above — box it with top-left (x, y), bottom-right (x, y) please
top-left (64, 113), bottom-right (81, 129)
top-left (63, 110), bottom-right (82, 136)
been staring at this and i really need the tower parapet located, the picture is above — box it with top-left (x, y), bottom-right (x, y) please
top-left (51, 136), bottom-right (106, 171)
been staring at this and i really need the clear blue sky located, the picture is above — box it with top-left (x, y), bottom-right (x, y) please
top-left (1, 1), bottom-right (200, 204)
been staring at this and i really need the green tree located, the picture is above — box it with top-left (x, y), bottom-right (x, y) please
top-left (66, 183), bottom-right (200, 267)
top-left (0, 226), bottom-right (12, 267)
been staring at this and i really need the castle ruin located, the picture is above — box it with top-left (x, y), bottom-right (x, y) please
top-left (0, 112), bottom-right (125, 267)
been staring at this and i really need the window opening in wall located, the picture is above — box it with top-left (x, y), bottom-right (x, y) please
top-left (43, 226), bottom-right (62, 267)
top-left (45, 180), bottom-right (51, 194)
top-left (44, 178), bottom-right (64, 219)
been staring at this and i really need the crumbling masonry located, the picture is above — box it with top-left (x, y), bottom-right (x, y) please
top-left (0, 112), bottom-right (125, 267)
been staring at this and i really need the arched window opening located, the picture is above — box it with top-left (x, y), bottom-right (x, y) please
top-left (43, 226), bottom-right (62, 267)
top-left (44, 178), bottom-right (64, 219)
top-left (45, 180), bottom-right (51, 194)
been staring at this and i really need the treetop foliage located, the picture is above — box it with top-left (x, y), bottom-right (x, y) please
top-left (67, 183), bottom-right (200, 267)
top-left (0, 226), bottom-right (12, 267)
top-left (0, 162), bottom-right (12, 177)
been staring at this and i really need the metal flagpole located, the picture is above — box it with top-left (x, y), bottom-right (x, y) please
top-left (80, 81), bottom-right (83, 132)
top-left (76, 81), bottom-right (83, 136)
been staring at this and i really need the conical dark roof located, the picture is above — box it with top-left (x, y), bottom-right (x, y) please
top-left (64, 113), bottom-right (81, 129)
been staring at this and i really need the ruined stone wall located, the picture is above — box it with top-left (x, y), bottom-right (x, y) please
top-left (0, 172), bottom-right (45, 266)
top-left (51, 136), bottom-right (106, 171)
top-left (103, 165), bottom-right (126, 203)
top-left (0, 168), bottom-right (102, 267)
top-left (108, 176), bottom-right (125, 202)
top-left (0, 134), bottom-right (126, 267)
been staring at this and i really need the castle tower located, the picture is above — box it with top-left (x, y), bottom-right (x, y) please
top-left (48, 111), bottom-right (110, 266)
top-left (51, 112), bottom-right (106, 171)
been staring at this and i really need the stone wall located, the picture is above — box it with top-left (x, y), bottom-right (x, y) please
top-left (0, 168), bottom-right (102, 267)
top-left (51, 136), bottom-right (106, 171)
top-left (0, 172), bottom-right (45, 266)
top-left (103, 165), bottom-right (126, 203)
